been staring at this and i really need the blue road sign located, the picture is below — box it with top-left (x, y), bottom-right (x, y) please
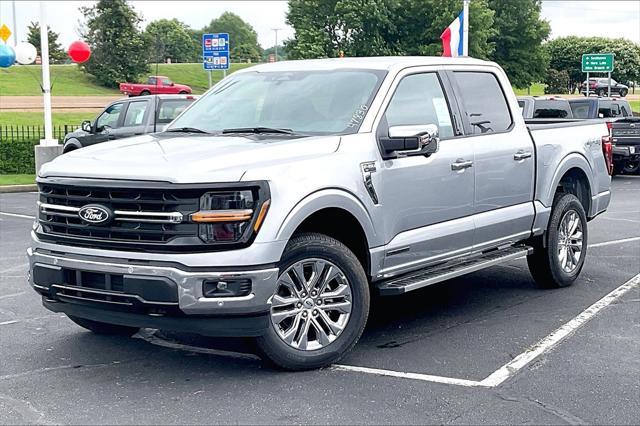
top-left (203, 33), bottom-right (230, 70)
top-left (203, 51), bottom-right (230, 70)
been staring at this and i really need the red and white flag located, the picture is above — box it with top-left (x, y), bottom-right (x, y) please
top-left (440, 10), bottom-right (465, 57)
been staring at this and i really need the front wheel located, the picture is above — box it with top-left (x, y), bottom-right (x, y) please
top-left (527, 193), bottom-right (588, 288)
top-left (67, 315), bottom-right (139, 336)
top-left (256, 233), bottom-right (370, 370)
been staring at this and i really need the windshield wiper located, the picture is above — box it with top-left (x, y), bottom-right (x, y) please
top-left (165, 127), bottom-right (210, 134)
top-left (222, 127), bottom-right (295, 135)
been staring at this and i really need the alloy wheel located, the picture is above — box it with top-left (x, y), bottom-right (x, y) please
top-left (557, 210), bottom-right (584, 273)
top-left (269, 258), bottom-right (352, 351)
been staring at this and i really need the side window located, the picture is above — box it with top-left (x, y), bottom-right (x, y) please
top-left (611, 104), bottom-right (621, 117)
top-left (157, 100), bottom-right (191, 124)
top-left (162, 78), bottom-right (172, 86)
top-left (96, 103), bottom-right (123, 129)
top-left (123, 101), bottom-right (148, 127)
top-left (453, 72), bottom-right (513, 134)
top-left (383, 73), bottom-right (454, 139)
top-left (148, 77), bottom-right (157, 85)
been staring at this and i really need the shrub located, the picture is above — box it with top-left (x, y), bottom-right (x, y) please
top-left (0, 140), bottom-right (39, 174)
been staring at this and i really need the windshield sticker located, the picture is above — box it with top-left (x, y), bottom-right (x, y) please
top-left (347, 105), bottom-right (369, 128)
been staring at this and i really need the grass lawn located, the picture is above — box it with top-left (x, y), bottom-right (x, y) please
top-left (0, 63), bottom-right (255, 96)
top-left (629, 99), bottom-right (639, 114)
top-left (0, 112), bottom-right (94, 127)
top-left (512, 82), bottom-right (546, 96)
top-left (0, 174), bottom-right (35, 185)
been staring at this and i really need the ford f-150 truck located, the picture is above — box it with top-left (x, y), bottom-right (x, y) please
top-left (119, 76), bottom-right (192, 97)
top-left (29, 57), bottom-right (612, 370)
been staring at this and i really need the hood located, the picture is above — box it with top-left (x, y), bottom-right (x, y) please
top-left (40, 133), bottom-right (341, 183)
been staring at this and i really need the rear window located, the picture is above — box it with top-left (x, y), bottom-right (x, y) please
top-left (569, 101), bottom-right (591, 119)
top-left (156, 99), bottom-right (193, 123)
top-left (452, 71), bottom-right (512, 134)
top-left (533, 100), bottom-right (572, 118)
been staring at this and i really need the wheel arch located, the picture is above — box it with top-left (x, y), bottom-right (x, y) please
top-left (63, 139), bottom-right (82, 153)
top-left (542, 154), bottom-right (596, 215)
top-left (275, 189), bottom-right (379, 276)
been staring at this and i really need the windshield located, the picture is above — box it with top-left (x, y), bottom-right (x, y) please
top-left (167, 69), bottom-right (386, 135)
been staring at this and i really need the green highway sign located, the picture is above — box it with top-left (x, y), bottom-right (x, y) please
top-left (582, 53), bottom-right (614, 73)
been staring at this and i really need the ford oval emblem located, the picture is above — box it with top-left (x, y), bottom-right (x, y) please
top-left (78, 204), bottom-right (113, 225)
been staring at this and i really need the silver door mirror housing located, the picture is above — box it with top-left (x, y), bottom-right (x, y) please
top-left (381, 124), bottom-right (440, 159)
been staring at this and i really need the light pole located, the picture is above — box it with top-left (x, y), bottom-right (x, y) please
top-left (12, 0), bottom-right (17, 45)
top-left (271, 28), bottom-right (281, 61)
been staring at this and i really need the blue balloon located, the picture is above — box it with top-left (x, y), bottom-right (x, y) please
top-left (0, 44), bottom-right (16, 68)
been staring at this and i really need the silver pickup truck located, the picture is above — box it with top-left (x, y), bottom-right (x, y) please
top-left (29, 57), bottom-right (612, 370)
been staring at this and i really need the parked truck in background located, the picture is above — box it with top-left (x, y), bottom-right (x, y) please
top-left (29, 57), bottom-right (612, 370)
top-left (63, 95), bottom-right (197, 153)
top-left (119, 76), bottom-right (192, 97)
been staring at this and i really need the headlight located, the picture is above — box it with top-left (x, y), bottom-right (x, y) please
top-left (191, 189), bottom-right (270, 244)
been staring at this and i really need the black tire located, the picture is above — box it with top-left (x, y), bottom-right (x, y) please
top-left (67, 315), bottom-right (139, 336)
top-left (597, 89), bottom-right (606, 97)
top-left (622, 160), bottom-right (640, 174)
top-left (527, 193), bottom-right (588, 288)
top-left (139, 90), bottom-right (151, 96)
top-left (179, 91), bottom-right (188, 94)
top-left (619, 89), bottom-right (628, 97)
top-left (255, 232), bottom-right (370, 370)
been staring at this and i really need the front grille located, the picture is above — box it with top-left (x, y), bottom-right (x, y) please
top-left (38, 182), bottom-right (201, 246)
top-left (32, 264), bottom-right (180, 315)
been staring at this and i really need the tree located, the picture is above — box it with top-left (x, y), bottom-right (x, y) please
top-left (546, 37), bottom-right (640, 90)
top-left (26, 22), bottom-right (66, 63)
top-left (285, 0), bottom-right (495, 59)
top-left (487, 0), bottom-right (550, 89)
top-left (204, 12), bottom-right (262, 62)
top-left (144, 19), bottom-right (199, 63)
top-left (263, 45), bottom-right (288, 61)
top-left (544, 68), bottom-right (570, 94)
top-left (80, 0), bottom-right (148, 87)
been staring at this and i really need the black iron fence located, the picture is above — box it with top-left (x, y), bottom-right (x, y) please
top-left (0, 124), bottom-right (79, 143)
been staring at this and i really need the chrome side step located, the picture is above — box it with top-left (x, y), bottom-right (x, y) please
top-left (376, 246), bottom-right (532, 296)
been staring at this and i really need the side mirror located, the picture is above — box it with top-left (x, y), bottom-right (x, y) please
top-left (380, 124), bottom-right (440, 159)
top-left (170, 82), bottom-right (175, 86)
top-left (81, 120), bottom-right (92, 133)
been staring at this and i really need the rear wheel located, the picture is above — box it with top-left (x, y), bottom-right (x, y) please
top-left (619, 89), bottom-right (628, 97)
top-left (139, 90), bottom-right (151, 96)
top-left (527, 193), bottom-right (588, 288)
top-left (256, 233), bottom-right (370, 370)
top-left (597, 89), bottom-right (606, 97)
top-left (179, 91), bottom-right (188, 94)
top-left (622, 160), bottom-right (640, 174)
top-left (67, 315), bottom-right (139, 336)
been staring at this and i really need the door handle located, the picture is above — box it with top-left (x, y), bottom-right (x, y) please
top-left (514, 150), bottom-right (532, 161)
top-left (451, 159), bottom-right (473, 171)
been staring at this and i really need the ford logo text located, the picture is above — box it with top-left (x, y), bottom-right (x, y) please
top-left (78, 204), bottom-right (113, 225)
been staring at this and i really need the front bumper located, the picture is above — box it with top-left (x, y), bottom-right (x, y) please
top-left (27, 246), bottom-right (280, 336)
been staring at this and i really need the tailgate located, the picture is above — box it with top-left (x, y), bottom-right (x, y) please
top-left (612, 119), bottom-right (640, 145)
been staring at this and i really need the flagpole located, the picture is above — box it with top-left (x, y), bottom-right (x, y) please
top-left (463, 0), bottom-right (470, 56)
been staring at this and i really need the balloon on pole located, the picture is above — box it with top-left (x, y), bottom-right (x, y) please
top-left (0, 44), bottom-right (16, 68)
top-left (67, 41), bottom-right (91, 63)
top-left (15, 42), bottom-right (38, 65)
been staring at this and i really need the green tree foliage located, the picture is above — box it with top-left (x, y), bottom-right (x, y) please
top-left (204, 12), bottom-right (262, 62)
top-left (285, 0), bottom-right (495, 59)
top-left (80, 0), bottom-right (149, 87)
top-left (487, 0), bottom-right (550, 89)
top-left (144, 19), bottom-right (199, 63)
top-left (26, 22), bottom-right (66, 63)
top-left (546, 37), bottom-right (640, 89)
top-left (263, 45), bottom-right (288, 61)
top-left (544, 68), bottom-right (569, 94)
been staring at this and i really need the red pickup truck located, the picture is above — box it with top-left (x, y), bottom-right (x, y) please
top-left (119, 76), bottom-right (192, 97)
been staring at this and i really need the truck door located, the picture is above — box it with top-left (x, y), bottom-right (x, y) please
top-left (87, 102), bottom-right (125, 146)
top-left (116, 100), bottom-right (150, 138)
top-left (449, 70), bottom-right (535, 250)
top-left (376, 70), bottom-right (476, 275)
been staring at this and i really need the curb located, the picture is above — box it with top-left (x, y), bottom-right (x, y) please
top-left (0, 184), bottom-right (37, 193)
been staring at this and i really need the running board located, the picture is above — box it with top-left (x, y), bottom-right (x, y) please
top-left (376, 246), bottom-right (533, 296)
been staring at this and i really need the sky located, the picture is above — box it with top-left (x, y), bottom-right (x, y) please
top-left (0, 1), bottom-right (638, 50)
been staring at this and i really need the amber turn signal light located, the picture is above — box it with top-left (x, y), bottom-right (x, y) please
top-left (191, 209), bottom-right (253, 223)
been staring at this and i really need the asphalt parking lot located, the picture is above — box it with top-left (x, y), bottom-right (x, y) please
top-left (1, 177), bottom-right (638, 425)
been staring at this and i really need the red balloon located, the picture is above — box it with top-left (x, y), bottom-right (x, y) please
top-left (68, 41), bottom-right (91, 63)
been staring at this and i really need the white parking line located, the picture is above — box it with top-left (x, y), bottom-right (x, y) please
top-left (0, 211), bottom-right (35, 220)
top-left (589, 236), bottom-right (640, 248)
top-left (337, 273), bottom-right (640, 388)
